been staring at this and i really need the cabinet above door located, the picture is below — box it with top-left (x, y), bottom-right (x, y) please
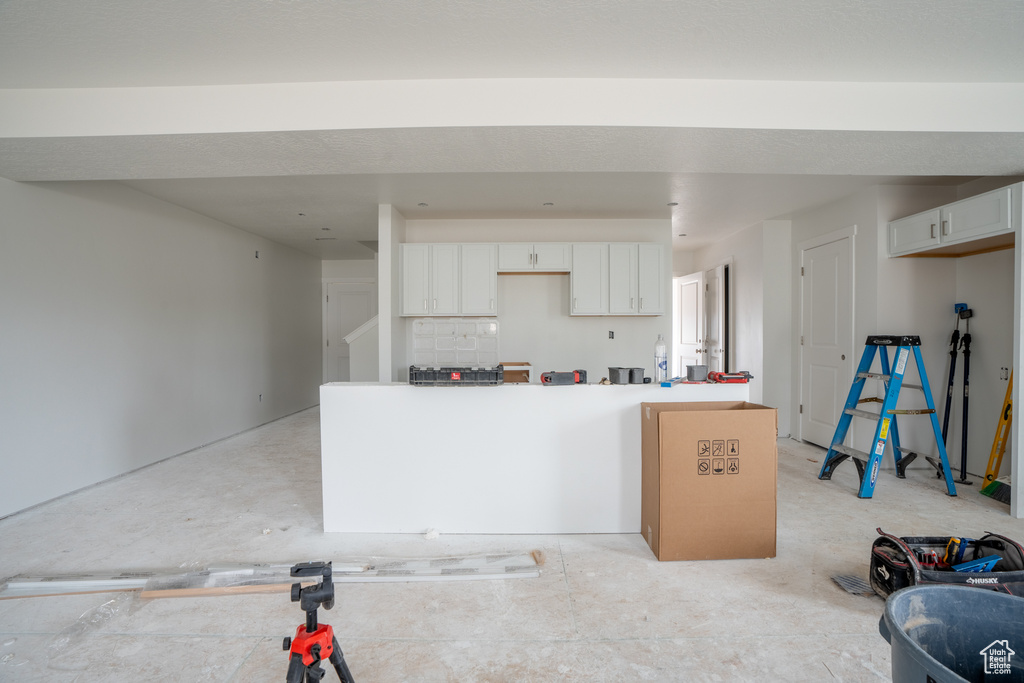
top-left (497, 243), bottom-right (571, 272)
top-left (889, 185), bottom-right (1015, 258)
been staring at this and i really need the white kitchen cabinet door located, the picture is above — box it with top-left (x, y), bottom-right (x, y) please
top-left (430, 244), bottom-right (459, 315)
top-left (498, 243), bottom-right (571, 271)
top-left (942, 186), bottom-right (1012, 245)
top-left (497, 243), bottom-right (534, 271)
top-left (608, 243), bottom-right (638, 314)
top-left (571, 243), bottom-right (608, 315)
top-left (889, 209), bottom-right (941, 256)
top-left (400, 244), bottom-right (430, 316)
top-left (532, 243), bottom-right (571, 270)
top-left (460, 243), bottom-right (497, 315)
top-left (637, 244), bottom-right (664, 314)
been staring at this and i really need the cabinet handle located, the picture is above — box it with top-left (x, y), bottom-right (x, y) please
top-left (433, 298), bottom-right (437, 310)
top-left (531, 252), bottom-right (535, 265)
top-left (490, 298), bottom-right (494, 310)
top-left (630, 297), bottom-right (634, 310)
top-left (423, 299), bottom-right (427, 311)
top-left (942, 219), bottom-right (950, 236)
top-left (640, 297), bottom-right (644, 310)
top-left (573, 297), bottom-right (577, 310)
top-left (930, 223), bottom-right (937, 239)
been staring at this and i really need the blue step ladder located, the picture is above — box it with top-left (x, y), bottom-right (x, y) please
top-left (818, 335), bottom-right (958, 498)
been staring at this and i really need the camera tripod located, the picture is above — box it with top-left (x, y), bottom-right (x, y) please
top-left (282, 561), bottom-right (354, 683)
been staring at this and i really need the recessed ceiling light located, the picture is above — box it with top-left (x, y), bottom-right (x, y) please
top-left (418, 202), bottom-right (428, 207)
top-left (668, 202), bottom-right (678, 207)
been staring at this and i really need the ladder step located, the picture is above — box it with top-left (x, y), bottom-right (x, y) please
top-left (857, 372), bottom-right (890, 381)
top-left (844, 408), bottom-right (880, 420)
top-left (830, 443), bottom-right (869, 460)
top-left (855, 373), bottom-right (923, 392)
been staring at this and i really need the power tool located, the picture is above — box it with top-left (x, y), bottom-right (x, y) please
top-left (541, 370), bottom-right (587, 385)
top-left (707, 371), bottom-right (753, 384)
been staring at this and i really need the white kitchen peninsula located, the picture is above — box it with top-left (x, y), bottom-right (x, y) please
top-left (320, 382), bottom-right (750, 534)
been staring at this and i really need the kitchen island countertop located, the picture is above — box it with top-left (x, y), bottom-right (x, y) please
top-left (320, 381), bottom-right (751, 533)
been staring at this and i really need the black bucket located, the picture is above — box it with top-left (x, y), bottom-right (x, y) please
top-left (879, 584), bottom-right (1024, 681)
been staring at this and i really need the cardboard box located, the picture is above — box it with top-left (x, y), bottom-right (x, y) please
top-left (641, 401), bottom-right (778, 561)
top-left (502, 362), bottom-right (531, 384)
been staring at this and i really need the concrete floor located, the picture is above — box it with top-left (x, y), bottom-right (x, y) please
top-left (1, 407), bottom-right (1021, 682)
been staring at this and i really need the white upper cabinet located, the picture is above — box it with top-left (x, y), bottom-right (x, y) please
top-left (459, 244), bottom-right (498, 315)
top-left (943, 187), bottom-right (1012, 245)
top-left (637, 243), bottom-right (665, 314)
top-left (608, 243), bottom-right (639, 314)
top-left (606, 243), bottom-right (664, 315)
top-left (400, 244), bottom-right (430, 316)
top-left (889, 209), bottom-right (942, 256)
top-left (570, 243), bottom-right (609, 315)
top-left (403, 241), bottom-right (664, 317)
top-left (889, 185), bottom-right (1014, 257)
top-left (430, 244), bottom-right (459, 315)
top-left (400, 243), bottom-right (463, 316)
top-left (498, 243), bottom-right (571, 272)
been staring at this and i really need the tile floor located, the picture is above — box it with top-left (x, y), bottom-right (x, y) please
top-left (1, 407), bottom-right (1021, 682)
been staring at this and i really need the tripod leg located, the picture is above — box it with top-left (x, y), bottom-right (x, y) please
top-left (958, 333), bottom-right (973, 484)
top-left (941, 328), bottom-right (960, 443)
top-left (329, 636), bottom-right (355, 683)
top-left (286, 653), bottom-right (306, 683)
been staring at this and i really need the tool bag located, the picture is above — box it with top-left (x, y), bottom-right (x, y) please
top-left (870, 527), bottom-right (1024, 598)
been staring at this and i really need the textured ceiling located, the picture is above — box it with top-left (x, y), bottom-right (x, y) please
top-left (2, 0), bottom-right (1022, 87)
top-left (2, 1), bottom-right (1023, 259)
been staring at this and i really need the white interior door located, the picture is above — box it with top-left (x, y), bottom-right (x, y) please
top-left (326, 282), bottom-right (374, 382)
top-left (674, 272), bottom-right (704, 377)
top-left (705, 264), bottom-right (726, 373)
top-left (800, 236), bottom-right (854, 448)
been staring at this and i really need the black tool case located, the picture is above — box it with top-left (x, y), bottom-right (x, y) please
top-left (870, 527), bottom-right (1024, 598)
top-left (408, 365), bottom-right (504, 386)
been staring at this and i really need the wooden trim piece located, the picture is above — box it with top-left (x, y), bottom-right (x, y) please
top-left (898, 243), bottom-right (1014, 258)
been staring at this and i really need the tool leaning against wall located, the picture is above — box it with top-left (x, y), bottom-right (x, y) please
top-left (940, 304), bottom-right (974, 486)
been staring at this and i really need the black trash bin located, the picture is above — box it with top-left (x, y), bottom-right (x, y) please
top-left (880, 584), bottom-right (1024, 681)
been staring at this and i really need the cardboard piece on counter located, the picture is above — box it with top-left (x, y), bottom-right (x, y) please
top-left (641, 401), bottom-right (778, 561)
top-left (502, 362), bottom-right (531, 383)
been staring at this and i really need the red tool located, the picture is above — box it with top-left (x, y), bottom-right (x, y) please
top-left (541, 370), bottom-right (587, 385)
top-left (707, 371), bottom-right (753, 383)
top-left (283, 561), bottom-right (354, 682)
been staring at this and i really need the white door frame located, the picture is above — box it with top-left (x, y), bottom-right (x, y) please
top-left (323, 277), bottom-right (377, 384)
top-left (708, 258), bottom-right (733, 374)
top-left (673, 271), bottom-right (705, 378)
top-left (797, 225), bottom-right (856, 442)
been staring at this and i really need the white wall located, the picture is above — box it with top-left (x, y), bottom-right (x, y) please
top-left (404, 219), bottom-right (671, 383)
top-left (692, 222), bottom-right (766, 404)
top-left (323, 259), bottom-right (376, 279)
top-left (785, 183), bottom-right (1016, 473)
top-left (762, 220), bottom-right (793, 436)
top-left (946, 250), bottom-right (1015, 477)
top-left (690, 220), bottom-right (794, 435)
top-left (0, 179), bottom-right (322, 518)
top-left (376, 205), bottom-right (407, 382)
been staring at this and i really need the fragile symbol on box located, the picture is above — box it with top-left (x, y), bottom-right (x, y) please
top-left (712, 440), bottom-right (725, 456)
top-left (727, 440), bottom-right (739, 455)
top-left (698, 459), bottom-right (711, 475)
top-left (697, 440), bottom-right (711, 456)
top-left (727, 458), bottom-right (739, 474)
top-left (712, 458), bottom-right (725, 474)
